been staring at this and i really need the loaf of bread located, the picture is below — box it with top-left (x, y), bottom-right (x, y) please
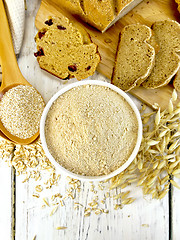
top-left (82, 0), bottom-right (115, 32)
top-left (50, 0), bottom-right (143, 32)
top-left (142, 20), bottom-right (180, 89)
top-left (111, 24), bottom-right (155, 92)
top-left (108, 0), bottom-right (143, 31)
top-left (34, 16), bottom-right (100, 80)
top-left (173, 70), bottom-right (180, 92)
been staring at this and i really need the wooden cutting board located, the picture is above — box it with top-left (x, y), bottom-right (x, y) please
top-left (35, 0), bottom-right (180, 110)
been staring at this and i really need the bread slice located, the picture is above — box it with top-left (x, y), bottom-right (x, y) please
top-left (50, 0), bottom-right (114, 32)
top-left (83, 0), bottom-right (115, 32)
top-left (82, 0), bottom-right (143, 32)
top-left (34, 16), bottom-right (100, 81)
top-left (173, 69), bottom-right (180, 92)
top-left (142, 20), bottom-right (180, 89)
top-left (105, 0), bottom-right (143, 31)
top-left (111, 24), bottom-right (155, 92)
top-left (54, 0), bottom-right (85, 16)
top-left (50, 0), bottom-right (143, 32)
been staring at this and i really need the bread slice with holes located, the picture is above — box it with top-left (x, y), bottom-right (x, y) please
top-left (111, 23), bottom-right (155, 92)
top-left (34, 16), bottom-right (100, 80)
top-left (142, 20), bottom-right (180, 89)
top-left (173, 69), bottom-right (180, 92)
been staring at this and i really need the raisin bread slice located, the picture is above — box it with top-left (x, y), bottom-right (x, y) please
top-left (142, 20), bottom-right (180, 89)
top-left (111, 24), bottom-right (155, 92)
top-left (34, 16), bottom-right (100, 80)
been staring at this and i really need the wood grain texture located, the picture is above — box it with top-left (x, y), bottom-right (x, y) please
top-left (35, 0), bottom-right (180, 110)
top-left (15, 175), bottom-right (170, 240)
top-left (172, 181), bottom-right (180, 240)
top-left (0, 161), bottom-right (14, 240)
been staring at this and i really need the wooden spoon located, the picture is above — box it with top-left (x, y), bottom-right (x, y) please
top-left (0, 0), bottom-right (43, 145)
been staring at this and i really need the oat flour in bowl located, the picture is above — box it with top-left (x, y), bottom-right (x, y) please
top-left (44, 84), bottom-right (139, 177)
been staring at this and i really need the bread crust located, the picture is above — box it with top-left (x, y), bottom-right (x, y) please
top-left (142, 20), bottom-right (180, 89)
top-left (111, 23), bottom-right (155, 92)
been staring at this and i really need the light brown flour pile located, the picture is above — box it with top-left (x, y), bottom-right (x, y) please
top-left (45, 84), bottom-right (138, 176)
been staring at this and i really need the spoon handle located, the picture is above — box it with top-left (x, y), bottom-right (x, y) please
top-left (0, 0), bottom-right (26, 91)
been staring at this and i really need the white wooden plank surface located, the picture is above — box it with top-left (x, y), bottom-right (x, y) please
top-left (15, 173), bottom-right (169, 240)
top-left (14, 1), bottom-right (170, 239)
top-left (0, 161), bottom-right (14, 240)
top-left (0, 66), bottom-right (14, 240)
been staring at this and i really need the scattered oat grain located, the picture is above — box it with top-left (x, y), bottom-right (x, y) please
top-left (56, 226), bottom-right (67, 230)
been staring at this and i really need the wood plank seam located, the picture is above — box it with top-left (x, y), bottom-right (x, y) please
top-left (12, 167), bottom-right (16, 240)
top-left (169, 179), bottom-right (173, 240)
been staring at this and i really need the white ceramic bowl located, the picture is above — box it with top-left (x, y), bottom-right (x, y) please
top-left (40, 80), bottom-right (142, 181)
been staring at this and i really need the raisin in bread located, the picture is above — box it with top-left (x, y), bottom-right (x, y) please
top-left (111, 24), bottom-right (155, 92)
top-left (34, 16), bottom-right (100, 80)
top-left (142, 20), bottom-right (180, 89)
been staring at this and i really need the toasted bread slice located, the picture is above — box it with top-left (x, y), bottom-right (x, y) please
top-left (173, 69), bottom-right (180, 92)
top-left (142, 20), bottom-right (180, 89)
top-left (34, 16), bottom-right (100, 81)
top-left (111, 23), bottom-right (155, 92)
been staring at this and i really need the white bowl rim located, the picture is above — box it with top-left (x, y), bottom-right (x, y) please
top-left (40, 80), bottom-right (142, 182)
